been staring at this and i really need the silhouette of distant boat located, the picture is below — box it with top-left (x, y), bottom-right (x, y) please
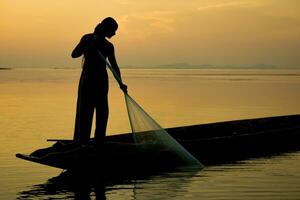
top-left (16, 114), bottom-right (300, 172)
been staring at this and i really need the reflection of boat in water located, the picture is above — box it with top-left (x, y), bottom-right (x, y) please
top-left (17, 170), bottom-right (110, 200)
top-left (16, 114), bottom-right (300, 171)
top-left (17, 166), bottom-right (200, 200)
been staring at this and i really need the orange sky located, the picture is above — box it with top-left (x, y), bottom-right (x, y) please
top-left (1, 0), bottom-right (300, 68)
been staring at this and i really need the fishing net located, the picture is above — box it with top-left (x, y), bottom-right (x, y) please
top-left (96, 48), bottom-right (203, 168)
top-left (125, 94), bottom-right (202, 167)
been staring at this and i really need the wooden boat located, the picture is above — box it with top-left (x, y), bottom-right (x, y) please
top-left (16, 114), bottom-right (300, 171)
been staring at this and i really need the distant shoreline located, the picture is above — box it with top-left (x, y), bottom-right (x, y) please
top-left (2, 66), bottom-right (300, 70)
top-left (123, 66), bottom-right (300, 70)
top-left (0, 67), bottom-right (12, 70)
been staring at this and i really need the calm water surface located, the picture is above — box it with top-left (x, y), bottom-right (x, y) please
top-left (0, 68), bottom-right (299, 199)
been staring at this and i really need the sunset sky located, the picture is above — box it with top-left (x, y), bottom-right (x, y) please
top-left (1, 0), bottom-right (300, 68)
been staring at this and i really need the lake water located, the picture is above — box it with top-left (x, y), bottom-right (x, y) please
top-left (0, 68), bottom-right (299, 199)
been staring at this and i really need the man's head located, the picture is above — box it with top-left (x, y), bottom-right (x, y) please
top-left (94, 17), bottom-right (118, 38)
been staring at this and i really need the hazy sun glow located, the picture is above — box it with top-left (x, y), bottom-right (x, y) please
top-left (1, 0), bottom-right (300, 67)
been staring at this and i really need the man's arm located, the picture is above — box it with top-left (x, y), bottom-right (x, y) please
top-left (107, 45), bottom-right (128, 93)
top-left (108, 45), bottom-right (121, 79)
top-left (71, 35), bottom-right (88, 58)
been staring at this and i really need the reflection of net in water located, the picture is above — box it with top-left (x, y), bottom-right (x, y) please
top-left (96, 48), bottom-right (203, 167)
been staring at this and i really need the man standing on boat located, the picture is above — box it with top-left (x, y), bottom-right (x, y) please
top-left (71, 17), bottom-right (127, 149)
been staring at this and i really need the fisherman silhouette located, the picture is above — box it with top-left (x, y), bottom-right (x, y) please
top-left (72, 17), bottom-right (127, 149)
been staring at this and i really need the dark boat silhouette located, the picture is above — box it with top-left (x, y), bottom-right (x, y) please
top-left (16, 114), bottom-right (300, 172)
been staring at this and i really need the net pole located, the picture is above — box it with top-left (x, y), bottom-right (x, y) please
top-left (95, 49), bottom-right (139, 143)
top-left (95, 47), bottom-right (203, 168)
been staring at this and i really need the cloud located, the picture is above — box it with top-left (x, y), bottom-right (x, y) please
top-left (118, 1), bottom-right (136, 5)
top-left (197, 0), bottom-right (262, 11)
top-left (120, 11), bottom-right (176, 35)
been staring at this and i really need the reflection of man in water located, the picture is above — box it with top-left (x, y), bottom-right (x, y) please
top-left (71, 17), bottom-right (127, 148)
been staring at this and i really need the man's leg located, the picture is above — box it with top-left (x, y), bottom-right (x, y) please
top-left (95, 94), bottom-right (109, 149)
top-left (73, 89), bottom-right (94, 145)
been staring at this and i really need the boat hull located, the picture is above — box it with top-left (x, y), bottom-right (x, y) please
top-left (16, 114), bottom-right (300, 170)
